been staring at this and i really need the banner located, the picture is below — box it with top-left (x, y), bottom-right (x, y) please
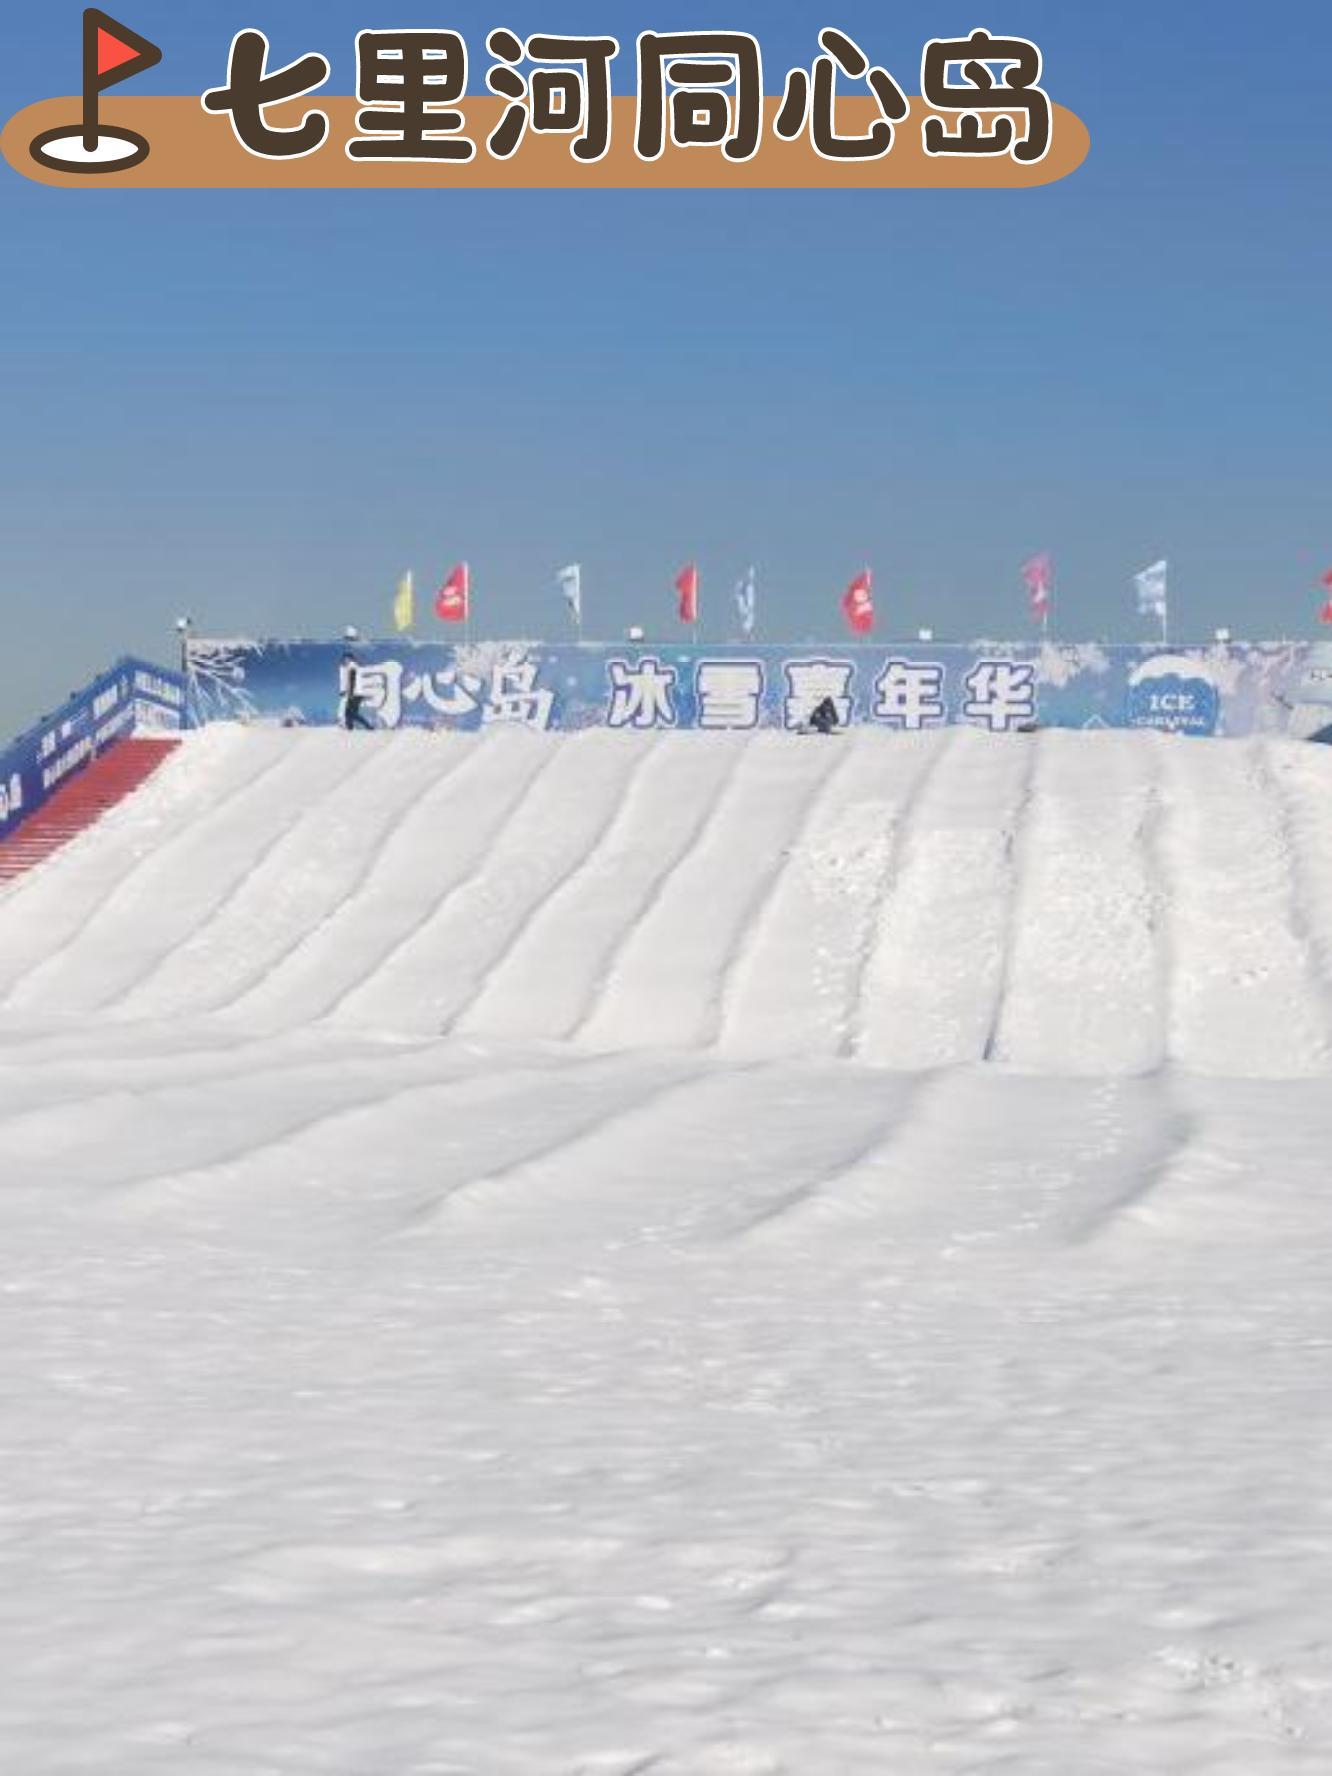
top-left (436, 563), bottom-right (469, 624)
top-left (184, 638), bottom-right (1332, 742)
top-left (557, 565), bottom-right (582, 627)
top-left (392, 571), bottom-right (414, 634)
top-left (841, 570), bottom-right (874, 636)
top-left (0, 658), bottom-right (185, 843)
top-left (7, 26), bottom-right (1090, 193)
top-left (1022, 553), bottom-right (1053, 623)
top-left (676, 564), bottom-right (700, 626)
top-left (734, 567), bottom-right (757, 639)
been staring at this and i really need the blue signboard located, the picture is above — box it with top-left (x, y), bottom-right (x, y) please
top-left (0, 658), bottom-right (185, 845)
top-left (185, 636), bottom-right (1328, 742)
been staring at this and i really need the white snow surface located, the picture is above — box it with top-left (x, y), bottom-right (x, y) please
top-left (2, 724), bottom-right (1332, 1774)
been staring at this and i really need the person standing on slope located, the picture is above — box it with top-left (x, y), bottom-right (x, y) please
top-left (339, 651), bottom-right (373, 731)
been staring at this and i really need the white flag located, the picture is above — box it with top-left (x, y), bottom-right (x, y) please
top-left (1135, 559), bottom-right (1168, 617)
top-left (734, 565), bottom-right (757, 638)
top-left (557, 563), bottom-right (582, 626)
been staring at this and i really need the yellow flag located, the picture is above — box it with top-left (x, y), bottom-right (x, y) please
top-left (393, 570), bottom-right (414, 633)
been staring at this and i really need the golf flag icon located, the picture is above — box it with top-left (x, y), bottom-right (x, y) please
top-left (30, 10), bottom-right (162, 175)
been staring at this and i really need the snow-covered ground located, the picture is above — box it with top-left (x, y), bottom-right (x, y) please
top-left (1, 724), bottom-right (1331, 1773)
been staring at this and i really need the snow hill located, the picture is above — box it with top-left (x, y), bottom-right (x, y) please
top-left (1, 725), bottom-right (1332, 1774)
top-left (4, 723), bottom-right (1331, 1074)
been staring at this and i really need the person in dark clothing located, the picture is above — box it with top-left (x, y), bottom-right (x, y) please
top-left (339, 652), bottom-right (374, 731)
top-left (808, 695), bottom-right (840, 735)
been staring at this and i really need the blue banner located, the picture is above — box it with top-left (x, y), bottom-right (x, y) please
top-left (185, 637), bottom-right (1332, 742)
top-left (0, 658), bottom-right (185, 844)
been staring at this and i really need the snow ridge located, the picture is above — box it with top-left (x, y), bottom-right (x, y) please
top-left (1, 726), bottom-right (1328, 1079)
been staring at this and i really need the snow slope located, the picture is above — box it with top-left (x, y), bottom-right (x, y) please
top-left (1, 725), bottom-right (1332, 1774)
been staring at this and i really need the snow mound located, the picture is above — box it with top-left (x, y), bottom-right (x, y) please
top-left (0, 724), bottom-right (1328, 1077)
top-left (1, 727), bottom-right (1332, 1773)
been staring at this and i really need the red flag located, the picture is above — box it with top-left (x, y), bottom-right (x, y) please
top-left (1321, 598), bottom-right (1332, 626)
top-left (1321, 567), bottom-right (1332, 591)
top-left (86, 10), bottom-right (161, 92)
top-left (676, 562), bottom-right (699, 626)
top-left (842, 568), bottom-right (874, 636)
top-left (436, 562), bottom-right (469, 623)
top-left (1022, 552), bottom-right (1053, 619)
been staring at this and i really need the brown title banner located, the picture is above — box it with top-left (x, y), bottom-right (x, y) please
top-left (5, 94), bottom-right (1090, 191)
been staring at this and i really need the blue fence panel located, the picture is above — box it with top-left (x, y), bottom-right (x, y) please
top-left (0, 657), bottom-right (185, 844)
top-left (185, 637), bottom-right (1332, 741)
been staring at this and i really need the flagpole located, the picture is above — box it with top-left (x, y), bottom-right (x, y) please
top-left (562, 566), bottom-right (583, 646)
top-left (82, 11), bottom-right (102, 151)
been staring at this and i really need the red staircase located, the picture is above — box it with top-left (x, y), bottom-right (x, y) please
top-left (0, 738), bottom-right (179, 883)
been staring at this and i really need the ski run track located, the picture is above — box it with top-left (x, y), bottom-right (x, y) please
top-left (2, 723), bottom-right (1332, 1775)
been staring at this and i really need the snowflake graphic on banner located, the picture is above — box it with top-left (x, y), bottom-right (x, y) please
top-left (185, 640), bottom-right (261, 723)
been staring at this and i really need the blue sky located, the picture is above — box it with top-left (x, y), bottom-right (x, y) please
top-left (1, 1), bottom-right (1330, 733)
